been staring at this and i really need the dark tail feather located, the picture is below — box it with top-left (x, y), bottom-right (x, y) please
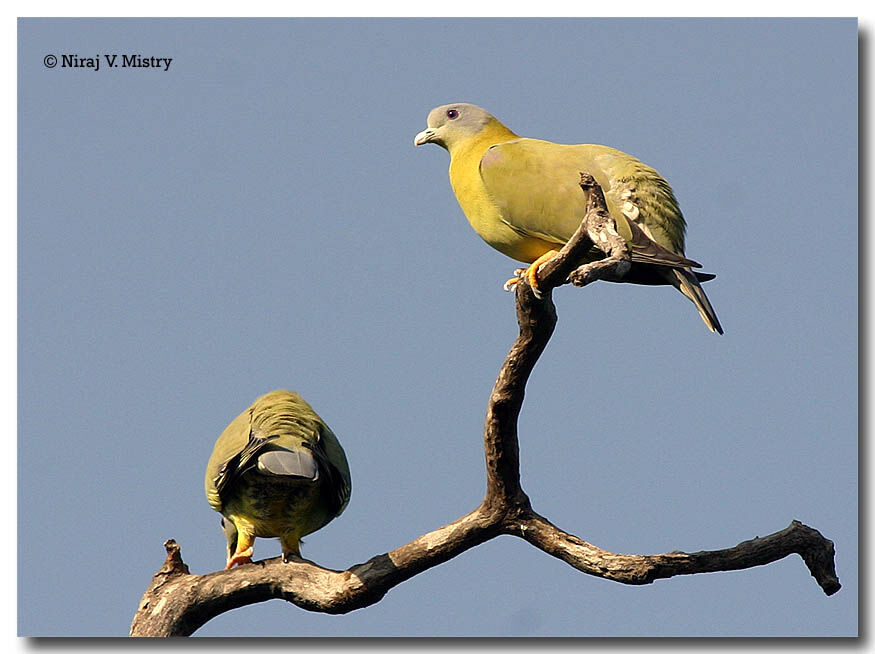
top-left (670, 268), bottom-right (723, 334)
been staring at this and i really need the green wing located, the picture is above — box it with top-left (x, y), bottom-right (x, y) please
top-left (204, 408), bottom-right (252, 512)
top-left (314, 422), bottom-right (352, 516)
top-left (478, 138), bottom-right (689, 260)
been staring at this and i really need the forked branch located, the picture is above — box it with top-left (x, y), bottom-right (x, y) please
top-left (130, 174), bottom-right (839, 637)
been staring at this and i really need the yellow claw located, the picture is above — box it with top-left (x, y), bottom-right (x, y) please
top-left (225, 550), bottom-right (253, 569)
top-left (504, 250), bottom-right (560, 298)
top-left (225, 531), bottom-right (255, 569)
top-left (503, 277), bottom-right (520, 292)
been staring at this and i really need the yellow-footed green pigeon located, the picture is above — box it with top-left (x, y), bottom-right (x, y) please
top-left (414, 102), bottom-right (722, 334)
top-left (205, 390), bottom-right (351, 569)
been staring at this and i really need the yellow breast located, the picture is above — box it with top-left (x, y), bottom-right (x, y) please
top-left (447, 127), bottom-right (559, 264)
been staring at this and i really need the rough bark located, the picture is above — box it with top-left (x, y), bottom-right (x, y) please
top-left (130, 174), bottom-right (840, 637)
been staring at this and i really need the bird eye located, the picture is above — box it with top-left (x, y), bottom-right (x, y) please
top-left (446, 109), bottom-right (459, 119)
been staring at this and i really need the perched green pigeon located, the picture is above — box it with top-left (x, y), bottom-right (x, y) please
top-left (205, 390), bottom-right (351, 569)
top-left (414, 102), bottom-right (722, 334)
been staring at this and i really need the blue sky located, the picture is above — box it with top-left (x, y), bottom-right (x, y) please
top-left (17, 18), bottom-right (856, 636)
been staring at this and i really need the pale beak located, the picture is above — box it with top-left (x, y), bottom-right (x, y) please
top-left (413, 128), bottom-right (436, 146)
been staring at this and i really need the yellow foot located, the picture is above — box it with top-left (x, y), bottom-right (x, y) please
top-left (225, 546), bottom-right (254, 569)
top-left (503, 268), bottom-right (528, 292)
top-left (502, 250), bottom-right (560, 299)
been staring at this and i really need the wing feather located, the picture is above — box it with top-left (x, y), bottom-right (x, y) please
top-left (479, 139), bottom-right (688, 259)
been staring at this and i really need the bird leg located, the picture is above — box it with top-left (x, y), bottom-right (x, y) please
top-left (503, 249), bottom-right (561, 299)
top-left (225, 549), bottom-right (253, 569)
top-left (280, 533), bottom-right (302, 563)
top-left (225, 531), bottom-right (255, 569)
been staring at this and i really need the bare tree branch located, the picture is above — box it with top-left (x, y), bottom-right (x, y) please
top-left (130, 174), bottom-right (840, 637)
top-left (509, 513), bottom-right (839, 594)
